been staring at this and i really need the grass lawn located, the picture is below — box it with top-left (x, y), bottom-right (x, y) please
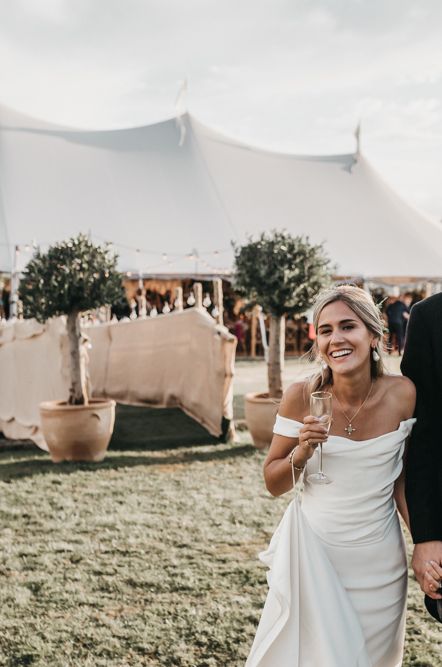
top-left (0, 430), bottom-right (441, 666)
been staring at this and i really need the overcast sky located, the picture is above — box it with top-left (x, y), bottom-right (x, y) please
top-left (1, 0), bottom-right (442, 221)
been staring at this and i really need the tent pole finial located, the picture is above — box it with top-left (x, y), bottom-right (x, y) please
top-left (354, 121), bottom-right (361, 155)
top-left (175, 77), bottom-right (188, 147)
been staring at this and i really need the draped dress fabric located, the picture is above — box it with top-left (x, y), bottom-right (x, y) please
top-left (246, 416), bottom-right (416, 667)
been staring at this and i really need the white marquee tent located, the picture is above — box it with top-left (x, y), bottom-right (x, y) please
top-left (1, 103), bottom-right (442, 279)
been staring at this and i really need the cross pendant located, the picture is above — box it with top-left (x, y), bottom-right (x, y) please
top-left (345, 423), bottom-right (356, 435)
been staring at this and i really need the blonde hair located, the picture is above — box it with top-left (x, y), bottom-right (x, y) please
top-left (309, 285), bottom-right (385, 392)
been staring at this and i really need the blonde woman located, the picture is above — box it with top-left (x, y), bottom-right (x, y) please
top-left (246, 285), bottom-right (428, 667)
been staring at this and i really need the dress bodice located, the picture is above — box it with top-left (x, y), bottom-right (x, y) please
top-left (274, 416), bottom-right (416, 546)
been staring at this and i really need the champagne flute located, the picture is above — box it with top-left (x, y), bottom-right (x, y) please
top-left (307, 391), bottom-right (333, 485)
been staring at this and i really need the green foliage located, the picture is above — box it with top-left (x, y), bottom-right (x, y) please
top-left (233, 230), bottom-right (334, 316)
top-left (110, 284), bottom-right (131, 320)
top-left (19, 234), bottom-right (122, 322)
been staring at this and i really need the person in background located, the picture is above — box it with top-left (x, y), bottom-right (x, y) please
top-left (401, 293), bottom-right (413, 338)
top-left (2, 283), bottom-right (10, 319)
top-left (0, 280), bottom-right (4, 319)
top-left (234, 314), bottom-right (247, 354)
top-left (386, 287), bottom-right (408, 355)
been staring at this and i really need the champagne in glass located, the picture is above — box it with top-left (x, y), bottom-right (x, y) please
top-left (307, 391), bottom-right (333, 485)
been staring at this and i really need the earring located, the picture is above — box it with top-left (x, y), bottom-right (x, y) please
top-left (372, 348), bottom-right (380, 362)
top-left (321, 359), bottom-right (328, 370)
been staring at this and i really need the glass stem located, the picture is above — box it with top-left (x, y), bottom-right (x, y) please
top-left (319, 443), bottom-right (323, 474)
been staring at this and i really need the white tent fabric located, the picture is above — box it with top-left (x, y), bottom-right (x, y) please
top-left (1, 103), bottom-right (442, 278)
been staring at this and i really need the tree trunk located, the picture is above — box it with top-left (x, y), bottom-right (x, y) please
top-left (67, 310), bottom-right (87, 405)
top-left (268, 314), bottom-right (285, 399)
top-left (250, 305), bottom-right (259, 358)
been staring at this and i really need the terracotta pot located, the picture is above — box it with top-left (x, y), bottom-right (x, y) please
top-left (244, 392), bottom-right (280, 449)
top-left (39, 399), bottom-right (116, 463)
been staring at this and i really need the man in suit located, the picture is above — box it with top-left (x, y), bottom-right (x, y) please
top-left (401, 292), bottom-right (442, 621)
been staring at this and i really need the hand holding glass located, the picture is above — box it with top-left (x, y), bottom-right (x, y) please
top-left (307, 391), bottom-right (333, 485)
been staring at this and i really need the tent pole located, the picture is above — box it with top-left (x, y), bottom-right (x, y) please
top-left (9, 245), bottom-right (20, 319)
top-left (212, 278), bottom-right (224, 326)
top-left (193, 282), bottom-right (203, 308)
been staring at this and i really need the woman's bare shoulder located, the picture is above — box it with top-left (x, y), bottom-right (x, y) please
top-left (379, 374), bottom-right (416, 416)
top-left (278, 381), bottom-right (310, 420)
top-left (381, 373), bottom-right (415, 395)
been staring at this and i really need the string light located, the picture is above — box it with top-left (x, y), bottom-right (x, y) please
top-left (4, 240), bottom-right (231, 261)
top-left (91, 234), bottom-right (230, 258)
top-left (1, 238), bottom-right (232, 277)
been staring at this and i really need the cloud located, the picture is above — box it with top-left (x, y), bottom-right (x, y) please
top-left (0, 0), bottom-right (442, 217)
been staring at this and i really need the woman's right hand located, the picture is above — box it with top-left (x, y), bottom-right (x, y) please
top-left (297, 415), bottom-right (329, 462)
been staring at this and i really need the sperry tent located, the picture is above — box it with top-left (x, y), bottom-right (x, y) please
top-left (1, 103), bottom-right (442, 279)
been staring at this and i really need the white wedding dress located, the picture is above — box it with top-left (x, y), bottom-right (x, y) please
top-left (246, 416), bottom-right (416, 667)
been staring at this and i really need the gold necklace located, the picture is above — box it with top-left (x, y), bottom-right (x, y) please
top-left (332, 382), bottom-right (374, 436)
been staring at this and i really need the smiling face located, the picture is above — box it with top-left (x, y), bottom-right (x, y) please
top-left (316, 300), bottom-right (377, 377)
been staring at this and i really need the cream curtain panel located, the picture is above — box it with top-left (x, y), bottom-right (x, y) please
top-left (0, 309), bottom-right (236, 450)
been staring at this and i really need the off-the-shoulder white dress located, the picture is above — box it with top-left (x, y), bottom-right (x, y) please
top-left (246, 416), bottom-right (416, 667)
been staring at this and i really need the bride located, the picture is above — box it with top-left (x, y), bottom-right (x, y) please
top-left (246, 285), bottom-right (420, 667)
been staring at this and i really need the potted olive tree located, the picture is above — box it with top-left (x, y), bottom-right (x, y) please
top-left (19, 234), bottom-right (123, 462)
top-left (233, 230), bottom-right (332, 448)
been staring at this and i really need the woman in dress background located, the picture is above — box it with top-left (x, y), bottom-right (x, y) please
top-left (246, 285), bottom-right (440, 667)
